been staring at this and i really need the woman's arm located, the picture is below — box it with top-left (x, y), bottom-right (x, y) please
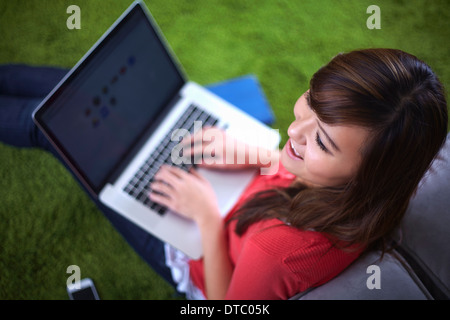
top-left (197, 210), bottom-right (233, 299)
top-left (149, 165), bottom-right (233, 299)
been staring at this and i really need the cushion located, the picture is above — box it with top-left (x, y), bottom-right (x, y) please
top-left (395, 133), bottom-right (450, 299)
top-left (295, 251), bottom-right (431, 300)
top-left (206, 75), bottom-right (276, 125)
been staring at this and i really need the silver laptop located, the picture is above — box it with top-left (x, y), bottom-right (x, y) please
top-left (33, 1), bottom-right (279, 259)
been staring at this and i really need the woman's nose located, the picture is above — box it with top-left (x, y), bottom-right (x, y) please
top-left (288, 119), bottom-right (308, 145)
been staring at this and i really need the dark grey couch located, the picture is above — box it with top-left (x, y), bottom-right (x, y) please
top-left (293, 132), bottom-right (450, 300)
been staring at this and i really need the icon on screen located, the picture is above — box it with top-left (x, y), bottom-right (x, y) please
top-left (86, 55), bottom-right (135, 128)
top-left (100, 106), bottom-right (109, 119)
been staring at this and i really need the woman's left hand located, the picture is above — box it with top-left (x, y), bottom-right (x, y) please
top-left (148, 165), bottom-right (220, 225)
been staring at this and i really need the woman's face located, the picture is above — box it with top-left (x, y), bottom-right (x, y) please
top-left (280, 91), bottom-right (370, 187)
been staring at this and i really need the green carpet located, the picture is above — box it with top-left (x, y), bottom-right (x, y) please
top-left (0, 0), bottom-right (449, 299)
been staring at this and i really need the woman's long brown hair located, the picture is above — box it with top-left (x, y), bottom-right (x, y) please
top-left (232, 49), bottom-right (448, 253)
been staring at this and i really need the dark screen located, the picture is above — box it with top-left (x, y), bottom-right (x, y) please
top-left (38, 4), bottom-right (184, 193)
top-left (70, 286), bottom-right (98, 300)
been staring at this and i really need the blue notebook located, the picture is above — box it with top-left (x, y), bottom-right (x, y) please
top-left (206, 75), bottom-right (275, 125)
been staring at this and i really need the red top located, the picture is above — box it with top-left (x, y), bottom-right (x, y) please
top-left (189, 163), bottom-right (361, 299)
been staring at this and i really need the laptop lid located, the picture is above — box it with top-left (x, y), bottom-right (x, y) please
top-left (33, 1), bottom-right (185, 197)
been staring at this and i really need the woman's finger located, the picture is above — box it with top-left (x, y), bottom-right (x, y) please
top-left (148, 190), bottom-right (174, 211)
top-left (150, 180), bottom-right (174, 197)
top-left (180, 128), bottom-right (205, 148)
top-left (155, 164), bottom-right (186, 182)
top-left (180, 126), bottom-right (219, 147)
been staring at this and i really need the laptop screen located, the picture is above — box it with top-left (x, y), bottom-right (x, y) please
top-left (34, 3), bottom-right (185, 195)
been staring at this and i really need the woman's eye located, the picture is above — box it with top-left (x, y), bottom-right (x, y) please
top-left (316, 132), bottom-right (329, 152)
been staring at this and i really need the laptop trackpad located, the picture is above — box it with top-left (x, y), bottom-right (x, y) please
top-left (197, 167), bottom-right (257, 217)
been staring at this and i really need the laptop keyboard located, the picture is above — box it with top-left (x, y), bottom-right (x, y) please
top-left (123, 104), bottom-right (218, 215)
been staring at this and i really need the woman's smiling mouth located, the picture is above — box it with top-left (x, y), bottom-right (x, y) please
top-left (287, 138), bottom-right (304, 160)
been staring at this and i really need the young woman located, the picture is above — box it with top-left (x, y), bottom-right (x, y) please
top-left (0, 49), bottom-right (448, 299)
